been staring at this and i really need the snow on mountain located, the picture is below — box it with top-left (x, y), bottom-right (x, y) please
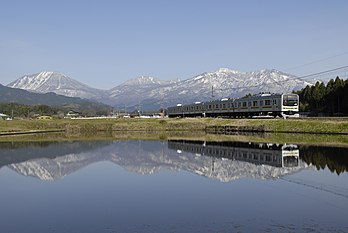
top-left (108, 76), bottom-right (176, 108)
top-left (7, 68), bottom-right (315, 110)
top-left (121, 68), bottom-right (314, 110)
top-left (7, 71), bottom-right (108, 100)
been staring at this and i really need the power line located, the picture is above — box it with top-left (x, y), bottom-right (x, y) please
top-left (298, 65), bottom-right (348, 79)
top-left (213, 65), bottom-right (348, 94)
top-left (140, 65), bottom-right (348, 107)
top-left (285, 51), bottom-right (348, 71)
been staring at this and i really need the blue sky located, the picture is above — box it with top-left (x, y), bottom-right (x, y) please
top-left (1, 0), bottom-right (348, 89)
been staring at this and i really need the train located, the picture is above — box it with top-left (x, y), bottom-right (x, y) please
top-left (167, 93), bottom-right (299, 118)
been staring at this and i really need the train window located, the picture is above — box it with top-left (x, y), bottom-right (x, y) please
top-left (253, 101), bottom-right (258, 106)
top-left (216, 104), bottom-right (219, 108)
top-left (283, 95), bottom-right (298, 106)
top-left (248, 102), bottom-right (251, 107)
top-left (209, 105), bottom-right (212, 109)
top-left (260, 100), bottom-right (263, 106)
top-left (223, 104), bottom-right (226, 108)
top-left (242, 102), bottom-right (246, 107)
top-left (238, 102), bottom-right (241, 108)
top-left (273, 100), bottom-right (277, 105)
top-left (265, 100), bottom-right (271, 105)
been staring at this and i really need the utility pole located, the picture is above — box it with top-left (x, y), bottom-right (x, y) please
top-left (211, 86), bottom-right (215, 101)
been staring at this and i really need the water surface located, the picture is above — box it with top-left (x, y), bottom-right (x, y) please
top-left (0, 139), bottom-right (347, 232)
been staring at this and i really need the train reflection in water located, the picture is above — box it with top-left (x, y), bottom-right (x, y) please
top-left (168, 140), bottom-right (299, 168)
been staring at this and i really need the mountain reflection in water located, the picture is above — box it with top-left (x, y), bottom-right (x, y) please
top-left (1, 140), bottom-right (347, 181)
top-left (1, 139), bottom-right (348, 232)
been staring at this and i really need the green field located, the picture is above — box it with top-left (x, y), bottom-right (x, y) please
top-left (1, 117), bottom-right (348, 135)
top-left (0, 118), bottom-right (348, 147)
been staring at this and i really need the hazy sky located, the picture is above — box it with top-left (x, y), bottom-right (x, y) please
top-left (1, 0), bottom-right (348, 89)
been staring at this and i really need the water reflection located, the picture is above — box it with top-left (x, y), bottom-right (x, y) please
top-left (301, 146), bottom-right (348, 175)
top-left (1, 139), bottom-right (347, 182)
top-left (169, 140), bottom-right (300, 168)
top-left (0, 139), bottom-right (348, 232)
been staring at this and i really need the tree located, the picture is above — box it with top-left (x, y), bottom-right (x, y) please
top-left (297, 76), bottom-right (348, 116)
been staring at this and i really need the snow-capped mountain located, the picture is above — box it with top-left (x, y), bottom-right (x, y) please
top-left (7, 68), bottom-right (315, 110)
top-left (132, 68), bottom-right (314, 109)
top-left (7, 71), bottom-right (108, 100)
top-left (109, 76), bottom-right (176, 108)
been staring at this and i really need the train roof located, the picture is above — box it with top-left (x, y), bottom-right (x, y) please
top-left (169, 93), bottom-right (298, 108)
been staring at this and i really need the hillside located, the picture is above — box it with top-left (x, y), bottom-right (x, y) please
top-left (8, 71), bottom-right (109, 101)
top-left (0, 84), bottom-right (111, 113)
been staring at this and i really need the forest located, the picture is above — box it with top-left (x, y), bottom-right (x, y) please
top-left (0, 102), bottom-right (111, 119)
top-left (297, 76), bottom-right (348, 116)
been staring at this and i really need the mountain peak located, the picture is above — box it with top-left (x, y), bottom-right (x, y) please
top-left (121, 75), bottom-right (167, 86)
top-left (216, 68), bottom-right (241, 74)
top-left (7, 71), bottom-right (106, 99)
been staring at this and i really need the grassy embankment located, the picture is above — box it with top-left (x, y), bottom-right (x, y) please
top-left (1, 117), bottom-right (348, 135)
top-left (0, 118), bottom-right (348, 146)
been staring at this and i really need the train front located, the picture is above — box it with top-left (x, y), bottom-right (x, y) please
top-left (281, 94), bottom-right (300, 117)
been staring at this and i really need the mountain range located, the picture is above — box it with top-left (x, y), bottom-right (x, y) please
top-left (6, 68), bottom-right (315, 110)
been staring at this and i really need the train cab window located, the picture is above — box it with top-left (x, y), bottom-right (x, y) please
top-left (283, 94), bottom-right (298, 106)
top-left (253, 101), bottom-right (258, 106)
top-left (265, 100), bottom-right (271, 106)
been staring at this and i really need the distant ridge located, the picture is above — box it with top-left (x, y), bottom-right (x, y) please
top-left (0, 84), bottom-right (110, 112)
top-left (7, 68), bottom-right (315, 110)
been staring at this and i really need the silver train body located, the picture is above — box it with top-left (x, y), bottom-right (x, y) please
top-left (168, 93), bottom-right (299, 118)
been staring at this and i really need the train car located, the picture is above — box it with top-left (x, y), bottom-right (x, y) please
top-left (167, 93), bottom-right (299, 118)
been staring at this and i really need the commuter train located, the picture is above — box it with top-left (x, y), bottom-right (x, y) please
top-left (167, 93), bottom-right (299, 118)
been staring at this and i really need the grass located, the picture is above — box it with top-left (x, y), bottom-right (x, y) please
top-left (1, 117), bottom-right (348, 136)
top-left (1, 116), bottom-right (348, 147)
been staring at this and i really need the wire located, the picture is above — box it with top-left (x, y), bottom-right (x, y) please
top-left (298, 65), bottom-right (348, 79)
top-left (285, 51), bottom-right (348, 71)
top-left (128, 65), bottom-right (348, 108)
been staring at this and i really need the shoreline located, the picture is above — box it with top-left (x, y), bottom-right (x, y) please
top-left (1, 117), bottom-right (348, 136)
